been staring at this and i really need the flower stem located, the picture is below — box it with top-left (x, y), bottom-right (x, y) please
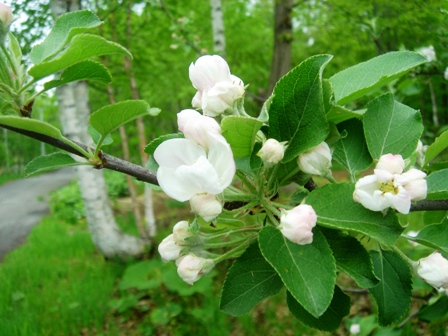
top-left (213, 235), bottom-right (258, 263)
top-left (392, 245), bottom-right (418, 269)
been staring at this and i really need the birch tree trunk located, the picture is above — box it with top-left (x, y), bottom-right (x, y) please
top-left (210, 0), bottom-right (226, 57)
top-left (52, 0), bottom-right (144, 257)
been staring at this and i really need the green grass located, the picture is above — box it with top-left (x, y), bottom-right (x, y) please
top-left (0, 217), bottom-right (126, 336)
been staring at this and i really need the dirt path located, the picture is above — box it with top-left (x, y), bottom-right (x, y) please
top-left (0, 168), bottom-right (75, 260)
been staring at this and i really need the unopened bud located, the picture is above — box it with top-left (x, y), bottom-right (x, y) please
top-left (298, 142), bottom-right (332, 176)
top-left (279, 204), bottom-right (317, 245)
top-left (190, 193), bottom-right (222, 221)
top-left (177, 254), bottom-right (215, 285)
top-left (257, 138), bottom-right (285, 167)
top-left (417, 252), bottom-right (448, 289)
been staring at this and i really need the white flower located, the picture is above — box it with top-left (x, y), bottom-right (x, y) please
top-left (154, 110), bottom-right (235, 221)
top-left (417, 252), bottom-right (448, 289)
top-left (419, 45), bottom-right (436, 62)
top-left (172, 220), bottom-right (191, 244)
top-left (444, 67), bottom-right (448, 81)
top-left (158, 234), bottom-right (183, 262)
top-left (189, 55), bottom-right (245, 117)
top-left (177, 255), bottom-right (215, 285)
top-left (279, 204), bottom-right (317, 245)
top-left (298, 142), bottom-right (332, 177)
top-left (257, 138), bottom-right (285, 167)
top-left (353, 153), bottom-right (427, 214)
top-left (349, 323), bottom-right (360, 335)
top-left (415, 140), bottom-right (427, 168)
top-left (0, 4), bottom-right (13, 28)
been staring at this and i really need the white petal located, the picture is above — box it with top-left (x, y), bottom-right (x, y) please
top-left (384, 186), bottom-right (411, 214)
top-left (154, 138), bottom-right (205, 169)
top-left (206, 134), bottom-right (236, 189)
top-left (376, 154), bottom-right (405, 174)
top-left (189, 55), bottom-right (232, 92)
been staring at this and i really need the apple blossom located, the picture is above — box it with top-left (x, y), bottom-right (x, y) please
top-left (257, 138), bottom-right (285, 167)
top-left (177, 254), bottom-right (215, 285)
top-left (190, 193), bottom-right (222, 222)
top-left (158, 234), bottom-right (183, 262)
top-left (279, 204), bottom-right (317, 245)
top-left (189, 55), bottom-right (245, 117)
top-left (353, 153), bottom-right (427, 214)
top-left (298, 142), bottom-right (332, 177)
top-left (419, 45), bottom-right (436, 62)
top-left (417, 252), bottom-right (448, 289)
top-left (172, 220), bottom-right (190, 243)
top-left (0, 4), bottom-right (12, 29)
top-left (154, 110), bottom-right (235, 221)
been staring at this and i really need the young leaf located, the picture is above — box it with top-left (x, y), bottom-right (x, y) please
top-left (306, 183), bottom-right (404, 246)
top-left (43, 61), bottom-right (112, 91)
top-left (424, 130), bottom-right (448, 166)
top-left (333, 119), bottom-right (372, 177)
top-left (329, 51), bottom-right (427, 105)
top-left (408, 221), bottom-right (448, 253)
top-left (364, 93), bottom-right (423, 160)
top-left (30, 10), bottom-right (103, 64)
top-left (426, 169), bottom-right (448, 200)
top-left (259, 226), bottom-right (336, 318)
top-left (221, 116), bottom-right (263, 158)
top-left (25, 152), bottom-right (83, 177)
top-left (321, 228), bottom-right (379, 288)
top-left (287, 286), bottom-right (350, 332)
top-left (88, 125), bottom-right (113, 146)
top-left (220, 242), bottom-right (283, 316)
top-left (369, 249), bottom-right (412, 326)
top-left (268, 55), bottom-right (332, 162)
top-left (89, 100), bottom-right (152, 140)
top-left (29, 35), bottom-right (131, 80)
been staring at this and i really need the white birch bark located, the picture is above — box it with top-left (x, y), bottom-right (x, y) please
top-left (52, 0), bottom-right (144, 257)
top-left (210, 0), bottom-right (226, 57)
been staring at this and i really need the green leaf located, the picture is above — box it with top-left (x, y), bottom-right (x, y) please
top-left (220, 242), bottom-right (283, 316)
top-left (25, 153), bottom-right (83, 177)
top-left (43, 61), bottom-right (112, 91)
top-left (369, 249), bottom-right (412, 326)
top-left (287, 285), bottom-right (350, 332)
top-left (30, 10), bottom-right (103, 64)
top-left (88, 125), bottom-right (113, 146)
top-left (418, 296), bottom-right (448, 322)
top-left (0, 116), bottom-right (64, 139)
top-left (425, 130), bottom-right (448, 166)
top-left (144, 133), bottom-right (184, 156)
top-left (426, 169), bottom-right (448, 200)
top-left (150, 303), bottom-right (182, 325)
top-left (89, 100), bottom-right (152, 140)
top-left (221, 116), bottom-right (263, 158)
top-left (321, 228), bottom-right (379, 288)
top-left (363, 93), bottom-right (423, 160)
top-left (333, 119), bottom-right (372, 176)
top-left (329, 51), bottom-right (427, 105)
top-left (268, 55), bottom-right (332, 162)
top-left (408, 220), bottom-right (448, 253)
top-left (306, 183), bottom-right (404, 246)
top-left (259, 226), bottom-right (336, 318)
top-left (29, 34), bottom-right (131, 80)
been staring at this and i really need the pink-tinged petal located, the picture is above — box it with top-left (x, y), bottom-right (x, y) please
top-left (376, 154), bottom-right (405, 174)
top-left (177, 109), bottom-right (201, 132)
top-left (154, 138), bottom-right (205, 169)
top-left (178, 110), bottom-right (222, 149)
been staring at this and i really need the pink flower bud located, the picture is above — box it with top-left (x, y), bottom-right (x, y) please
top-left (258, 139), bottom-right (285, 166)
top-left (298, 142), bottom-right (332, 176)
top-left (177, 255), bottom-right (215, 285)
top-left (0, 4), bottom-right (13, 28)
top-left (190, 193), bottom-right (222, 222)
top-left (279, 204), bottom-right (317, 245)
top-left (417, 252), bottom-right (448, 289)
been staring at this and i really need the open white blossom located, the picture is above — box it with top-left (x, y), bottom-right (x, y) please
top-left (417, 252), bottom-right (448, 289)
top-left (353, 154), bottom-right (427, 214)
top-left (189, 55), bottom-right (245, 117)
top-left (154, 110), bottom-right (235, 221)
top-left (177, 255), bottom-right (215, 285)
top-left (279, 204), bottom-right (317, 245)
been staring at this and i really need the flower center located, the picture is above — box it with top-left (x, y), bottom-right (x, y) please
top-left (380, 181), bottom-right (399, 195)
